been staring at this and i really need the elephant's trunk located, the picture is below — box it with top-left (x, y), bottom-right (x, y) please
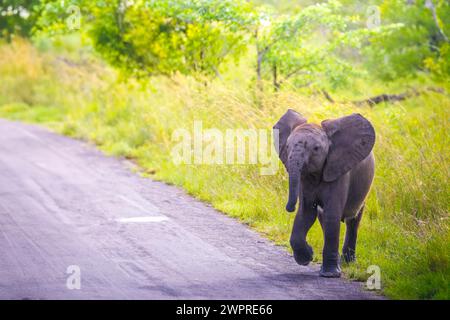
top-left (286, 158), bottom-right (303, 212)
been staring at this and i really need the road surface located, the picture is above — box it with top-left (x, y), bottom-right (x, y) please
top-left (0, 119), bottom-right (380, 299)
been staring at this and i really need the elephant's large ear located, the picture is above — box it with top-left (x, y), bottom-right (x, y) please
top-left (321, 113), bottom-right (375, 182)
top-left (273, 109), bottom-right (307, 166)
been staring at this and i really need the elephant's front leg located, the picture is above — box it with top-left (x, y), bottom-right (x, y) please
top-left (320, 195), bottom-right (345, 278)
top-left (290, 199), bottom-right (317, 266)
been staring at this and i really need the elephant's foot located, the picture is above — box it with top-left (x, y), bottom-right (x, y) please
top-left (320, 254), bottom-right (341, 277)
top-left (293, 244), bottom-right (313, 266)
top-left (319, 264), bottom-right (341, 278)
top-left (342, 247), bottom-right (356, 263)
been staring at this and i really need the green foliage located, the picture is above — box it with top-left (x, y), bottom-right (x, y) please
top-left (258, 1), bottom-right (363, 89)
top-left (256, 0), bottom-right (450, 82)
top-left (33, 0), bottom-right (450, 85)
top-left (256, 1), bottom-right (347, 88)
top-left (34, 0), bottom-right (83, 35)
top-left (363, 0), bottom-right (450, 80)
top-left (425, 42), bottom-right (450, 80)
top-left (0, 0), bottom-right (41, 39)
top-left (113, 0), bottom-right (252, 77)
top-left (37, 0), bottom-right (253, 78)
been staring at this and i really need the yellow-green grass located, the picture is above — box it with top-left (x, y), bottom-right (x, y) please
top-left (0, 38), bottom-right (448, 299)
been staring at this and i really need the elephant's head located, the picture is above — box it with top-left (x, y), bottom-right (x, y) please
top-left (273, 109), bottom-right (375, 212)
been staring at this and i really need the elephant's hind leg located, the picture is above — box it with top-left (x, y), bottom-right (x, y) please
top-left (342, 204), bottom-right (364, 263)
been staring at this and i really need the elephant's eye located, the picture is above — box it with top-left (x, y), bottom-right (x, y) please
top-left (313, 146), bottom-right (319, 151)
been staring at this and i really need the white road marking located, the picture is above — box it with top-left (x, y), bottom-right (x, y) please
top-left (116, 216), bottom-right (169, 223)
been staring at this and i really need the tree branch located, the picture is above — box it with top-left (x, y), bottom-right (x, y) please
top-left (352, 87), bottom-right (448, 107)
top-left (426, 0), bottom-right (449, 42)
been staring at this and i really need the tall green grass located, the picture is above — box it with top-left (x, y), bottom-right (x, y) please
top-left (0, 38), bottom-right (448, 299)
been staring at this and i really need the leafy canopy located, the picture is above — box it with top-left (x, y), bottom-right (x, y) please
top-left (31, 0), bottom-right (450, 84)
top-left (0, 0), bottom-right (41, 40)
top-left (37, 0), bottom-right (254, 78)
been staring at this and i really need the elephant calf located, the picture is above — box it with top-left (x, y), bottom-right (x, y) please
top-left (273, 109), bottom-right (375, 278)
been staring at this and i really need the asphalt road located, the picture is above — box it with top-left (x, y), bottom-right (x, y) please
top-left (0, 119), bottom-right (379, 299)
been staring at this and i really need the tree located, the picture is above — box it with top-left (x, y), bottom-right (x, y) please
top-left (37, 0), bottom-right (253, 79)
top-left (362, 0), bottom-right (450, 80)
top-left (253, 0), bottom-right (388, 91)
top-left (0, 0), bottom-right (41, 40)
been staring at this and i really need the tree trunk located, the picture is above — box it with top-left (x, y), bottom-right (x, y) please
top-left (273, 64), bottom-right (280, 92)
top-left (256, 50), bottom-right (264, 92)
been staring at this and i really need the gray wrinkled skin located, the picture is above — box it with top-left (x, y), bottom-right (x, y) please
top-left (273, 110), bottom-right (376, 278)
